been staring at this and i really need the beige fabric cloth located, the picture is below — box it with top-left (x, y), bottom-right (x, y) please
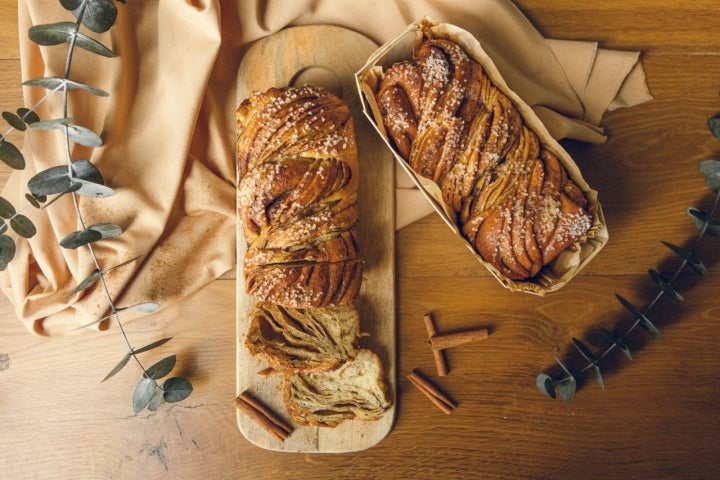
top-left (2, 0), bottom-right (651, 335)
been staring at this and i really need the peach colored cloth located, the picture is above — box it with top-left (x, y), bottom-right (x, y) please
top-left (1, 0), bottom-right (651, 335)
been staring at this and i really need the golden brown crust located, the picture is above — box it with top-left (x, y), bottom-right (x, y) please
top-left (237, 86), bottom-right (356, 179)
top-left (244, 258), bottom-right (363, 308)
top-left (237, 85), bottom-right (392, 429)
top-left (237, 85), bottom-right (362, 307)
top-left (376, 32), bottom-right (595, 281)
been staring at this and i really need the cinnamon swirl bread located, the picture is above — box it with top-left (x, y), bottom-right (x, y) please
top-left (284, 349), bottom-right (392, 427)
top-left (373, 25), bottom-right (597, 282)
top-left (237, 85), bottom-right (363, 307)
top-left (236, 84), bottom-right (391, 428)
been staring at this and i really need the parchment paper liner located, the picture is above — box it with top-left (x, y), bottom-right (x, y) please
top-left (356, 18), bottom-right (609, 296)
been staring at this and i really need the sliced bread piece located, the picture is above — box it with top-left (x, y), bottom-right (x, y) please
top-left (245, 302), bottom-right (360, 373)
top-left (284, 349), bottom-right (392, 427)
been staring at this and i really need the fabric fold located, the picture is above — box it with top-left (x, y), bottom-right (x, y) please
top-left (2, 0), bottom-right (652, 336)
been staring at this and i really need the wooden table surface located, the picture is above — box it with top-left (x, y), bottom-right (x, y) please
top-left (2, 1), bottom-right (720, 479)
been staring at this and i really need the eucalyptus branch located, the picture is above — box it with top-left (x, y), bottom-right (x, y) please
top-left (537, 115), bottom-right (720, 402)
top-left (0, 0), bottom-right (192, 414)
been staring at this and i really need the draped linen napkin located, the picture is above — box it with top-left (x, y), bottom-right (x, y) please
top-left (1, 0), bottom-right (651, 335)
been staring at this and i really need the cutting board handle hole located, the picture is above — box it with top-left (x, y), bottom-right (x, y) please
top-left (290, 66), bottom-right (342, 98)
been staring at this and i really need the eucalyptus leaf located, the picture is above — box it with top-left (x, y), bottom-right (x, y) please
top-left (89, 223), bottom-right (122, 239)
top-left (649, 269), bottom-right (684, 302)
top-left (25, 193), bottom-right (44, 208)
top-left (65, 78), bottom-right (109, 97)
top-left (615, 293), bottom-right (662, 339)
top-left (73, 0), bottom-right (117, 33)
top-left (10, 214), bottom-right (36, 238)
top-left (144, 355), bottom-right (177, 380)
top-left (59, 227), bottom-right (103, 249)
top-left (72, 178), bottom-right (115, 198)
top-left (661, 241), bottom-right (707, 276)
top-left (132, 337), bottom-right (173, 355)
top-left (16, 108), bottom-right (40, 124)
top-left (638, 318), bottom-right (663, 339)
top-left (572, 337), bottom-right (598, 364)
top-left (147, 388), bottom-right (164, 412)
top-left (23, 77), bottom-right (67, 91)
top-left (106, 254), bottom-right (143, 272)
top-left (58, 223), bottom-right (123, 249)
top-left (592, 364), bottom-right (605, 390)
top-left (28, 165), bottom-right (73, 196)
top-left (0, 234), bottom-right (16, 270)
top-left (60, 0), bottom-right (84, 11)
top-left (699, 159), bottom-right (720, 192)
top-left (0, 139), bottom-right (25, 169)
top-left (29, 117), bottom-right (72, 131)
top-left (67, 124), bottom-right (103, 148)
top-left (535, 373), bottom-right (556, 399)
top-left (70, 157), bottom-right (115, 197)
top-left (60, 0), bottom-right (84, 10)
top-left (74, 31), bottom-right (117, 58)
top-left (687, 207), bottom-right (720, 236)
top-left (23, 77), bottom-right (110, 97)
top-left (0, 221), bottom-right (6, 234)
top-left (554, 356), bottom-right (573, 377)
top-left (102, 352), bottom-right (131, 382)
top-left (557, 376), bottom-right (576, 403)
top-left (162, 377), bottom-right (193, 403)
top-left (71, 159), bottom-right (104, 184)
top-left (67, 269), bottom-right (102, 297)
top-left (133, 377), bottom-right (158, 414)
top-left (118, 302), bottom-right (160, 314)
top-left (709, 115), bottom-right (720, 141)
top-left (599, 327), bottom-right (633, 360)
top-left (67, 257), bottom-right (143, 297)
top-left (3, 111), bottom-right (26, 131)
top-left (27, 22), bottom-right (76, 46)
top-left (29, 160), bottom-right (107, 197)
top-left (72, 311), bottom-right (115, 331)
top-left (0, 197), bottom-right (16, 218)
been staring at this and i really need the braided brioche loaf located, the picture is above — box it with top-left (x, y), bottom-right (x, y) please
top-left (237, 85), bottom-right (363, 307)
top-left (375, 29), bottom-right (597, 281)
top-left (236, 85), bottom-right (391, 427)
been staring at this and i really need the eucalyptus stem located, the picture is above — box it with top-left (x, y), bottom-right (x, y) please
top-left (0, 0), bottom-right (193, 413)
top-left (57, 1), bottom-right (148, 377)
top-left (0, 84), bottom-right (63, 144)
top-left (538, 156), bottom-right (720, 401)
top-left (572, 186), bottom-right (718, 378)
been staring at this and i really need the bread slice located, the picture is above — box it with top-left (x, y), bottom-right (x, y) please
top-left (244, 302), bottom-right (360, 373)
top-left (284, 349), bottom-right (392, 427)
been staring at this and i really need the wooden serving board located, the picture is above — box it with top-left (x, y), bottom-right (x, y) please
top-left (235, 26), bottom-right (396, 452)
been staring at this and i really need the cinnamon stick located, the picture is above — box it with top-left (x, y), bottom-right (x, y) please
top-left (234, 391), bottom-right (293, 442)
top-left (407, 369), bottom-right (456, 414)
top-left (423, 313), bottom-right (448, 376)
top-left (429, 328), bottom-right (489, 351)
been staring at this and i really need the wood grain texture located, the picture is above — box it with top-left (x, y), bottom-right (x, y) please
top-left (1, 1), bottom-right (719, 479)
top-left (0, 1), bottom-right (19, 59)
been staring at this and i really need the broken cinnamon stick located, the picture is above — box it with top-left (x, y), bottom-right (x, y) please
top-left (407, 369), bottom-right (456, 414)
top-left (429, 328), bottom-right (489, 351)
top-left (234, 391), bottom-right (293, 442)
top-left (423, 313), bottom-right (448, 376)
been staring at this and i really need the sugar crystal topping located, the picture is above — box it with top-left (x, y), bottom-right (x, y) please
top-left (237, 84), bottom-right (359, 306)
top-left (375, 34), bottom-right (598, 279)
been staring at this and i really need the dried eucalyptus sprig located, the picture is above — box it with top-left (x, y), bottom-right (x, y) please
top-left (536, 115), bottom-right (720, 402)
top-left (0, 0), bottom-right (192, 413)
